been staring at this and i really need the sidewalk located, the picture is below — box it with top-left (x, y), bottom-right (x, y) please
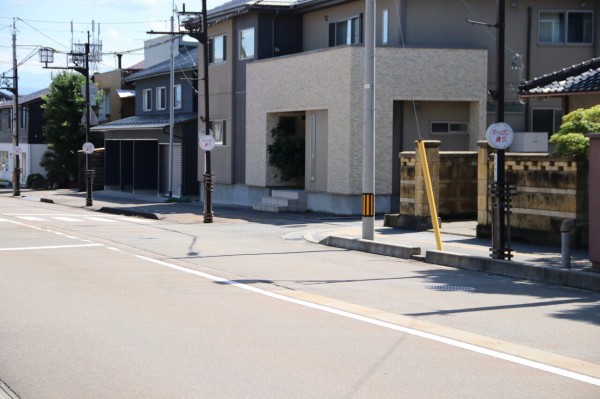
top-left (3, 188), bottom-right (598, 292)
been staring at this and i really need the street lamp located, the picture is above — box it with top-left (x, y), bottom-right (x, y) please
top-left (38, 33), bottom-right (95, 207)
top-left (38, 47), bottom-right (54, 66)
top-left (180, 1), bottom-right (214, 223)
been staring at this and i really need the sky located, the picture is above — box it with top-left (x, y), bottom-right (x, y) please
top-left (0, 0), bottom-right (227, 95)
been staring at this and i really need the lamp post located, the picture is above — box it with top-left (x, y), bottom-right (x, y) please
top-left (39, 32), bottom-right (94, 206)
top-left (180, 1), bottom-right (213, 223)
top-left (467, 0), bottom-right (512, 260)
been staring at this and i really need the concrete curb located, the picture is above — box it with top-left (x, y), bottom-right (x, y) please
top-left (321, 235), bottom-right (600, 292)
top-left (323, 235), bottom-right (421, 259)
top-left (426, 250), bottom-right (600, 292)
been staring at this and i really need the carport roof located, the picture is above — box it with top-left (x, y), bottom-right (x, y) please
top-left (90, 112), bottom-right (197, 131)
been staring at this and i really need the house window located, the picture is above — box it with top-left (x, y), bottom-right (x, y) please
top-left (329, 15), bottom-right (362, 47)
top-left (239, 28), bottom-right (255, 60)
top-left (156, 87), bottom-right (167, 111)
top-left (431, 122), bottom-right (468, 134)
top-left (531, 108), bottom-right (563, 136)
top-left (310, 113), bottom-right (317, 182)
top-left (209, 34), bottom-right (227, 64)
top-left (174, 84), bottom-right (182, 109)
top-left (210, 120), bottom-right (226, 145)
top-left (99, 90), bottom-right (110, 122)
top-left (143, 88), bottom-right (152, 111)
top-left (0, 151), bottom-right (8, 171)
top-left (20, 106), bottom-right (26, 129)
top-left (382, 9), bottom-right (389, 45)
top-left (539, 11), bottom-right (593, 44)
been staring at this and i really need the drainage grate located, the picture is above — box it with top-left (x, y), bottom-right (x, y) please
top-left (425, 285), bottom-right (476, 292)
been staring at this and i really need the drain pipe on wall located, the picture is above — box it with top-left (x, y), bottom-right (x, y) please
top-left (561, 219), bottom-right (589, 269)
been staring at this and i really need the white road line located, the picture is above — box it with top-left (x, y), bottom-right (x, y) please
top-left (106, 247), bottom-right (600, 388)
top-left (16, 216), bottom-right (45, 221)
top-left (85, 217), bottom-right (116, 222)
top-left (52, 217), bottom-right (83, 222)
top-left (0, 243), bottom-right (103, 251)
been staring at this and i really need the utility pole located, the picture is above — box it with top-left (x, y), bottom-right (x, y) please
top-left (11, 18), bottom-right (20, 196)
top-left (179, 1), bottom-right (213, 223)
top-left (168, 14), bottom-right (175, 199)
top-left (362, 0), bottom-right (376, 239)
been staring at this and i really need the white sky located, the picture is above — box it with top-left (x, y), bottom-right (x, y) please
top-left (0, 0), bottom-right (227, 94)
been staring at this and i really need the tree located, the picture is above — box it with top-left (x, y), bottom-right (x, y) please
top-left (550, 105), bottom-right (600, 158)
top-left (41, 72), bottom-right (86, 187)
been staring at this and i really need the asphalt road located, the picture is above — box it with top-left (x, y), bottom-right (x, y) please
top-left (0, 197), bottom-right (599, 398)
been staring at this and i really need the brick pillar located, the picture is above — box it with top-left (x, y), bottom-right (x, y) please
top-left (589, 134), bottom-right (600, 270)
top-left (477, 140), bottom-right (491, 226)
top-left (414, 140), bottom-right (440, 218)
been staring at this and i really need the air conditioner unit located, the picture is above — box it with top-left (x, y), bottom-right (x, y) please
top-left (510, 132), bottom-right (548, 152)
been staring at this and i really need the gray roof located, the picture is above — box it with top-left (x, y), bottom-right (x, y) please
top-left (123, 47), bottom-right (199, 83)
top-left (90, 112), bottom-right (197, 131)
top-left (20, 88), bottom-right (49, 104)
top-left (518, 58), bottom-right (600, 98)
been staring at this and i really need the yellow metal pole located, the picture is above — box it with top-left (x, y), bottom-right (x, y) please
top-left (417, 140), bottom-right (443, 251)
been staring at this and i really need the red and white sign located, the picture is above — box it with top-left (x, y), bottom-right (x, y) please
top-left (486, 122), bottom-right (514, 150)
top-left (82, 142), bottom-right (95, 155)
top-left (198, 131), bottom-right (216, 152)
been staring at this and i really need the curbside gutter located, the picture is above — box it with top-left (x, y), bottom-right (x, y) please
top-left (426, 250), bottom-right (600, 292)
top-left (98, 207), bottom-right (162, 220)
top-left (321, 236), bottom-right (600, 292)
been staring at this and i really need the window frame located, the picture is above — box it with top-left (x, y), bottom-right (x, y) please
top-left (430, 121), bottom-right (469, 135)
top-left (143, 88), bottom-right (152, 112)
top-left (329, 14), bottom-right (363, 47)
top-left (156, 86), bottom-right (167, 111)
top-left (20, 106), bottom-right (27, 129)
top-left (382, 8), bottom-right (389, 45)
top-left (210, 119), bottom-right (226, 146)
top-left (239, 28), bottom-right (255, 60)
top-left (538, 10), bottom-right (594, 45)
top-left (173, 84), bottom-right (182, 110)
top-left (209, 34), bottom-right (227, 64)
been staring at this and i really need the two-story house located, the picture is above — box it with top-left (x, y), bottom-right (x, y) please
top-left (91, 39), bottom-right (199, 197)
top-left (0, 88), bottom-right (49, 186)
top-left (196, 0), bottom-right (600, 215)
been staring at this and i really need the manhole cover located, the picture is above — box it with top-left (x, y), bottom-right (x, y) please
top-left (425, 285), bottom-right (476, 292)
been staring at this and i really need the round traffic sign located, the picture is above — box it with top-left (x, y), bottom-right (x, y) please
top-left (199, 134), bottom-right (216, 151)
top-left (486, 122), bottom-right (514, 150)
top-left (82, 142), bottom-right (95, 155)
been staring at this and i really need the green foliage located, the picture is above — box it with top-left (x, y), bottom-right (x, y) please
top-left (267, 118), bottom-right (305, 182)
top-left (550, 132), bottom-right (589, 158)
top-left (26, 173), bottom-right (47, 189)
top-left (41, 72), bottom-right (87, 187)
top-left (550, 105), bottom-right (600, 158)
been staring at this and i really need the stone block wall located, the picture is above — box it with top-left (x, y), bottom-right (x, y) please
top-left (439, 152), bottom-right (478, 218)
top-left (386, 141), bottom-right (477, 230)
top-left (389, 140), bottom-right (589, 249)
top-left (477, 142), bottom-right (588, 248)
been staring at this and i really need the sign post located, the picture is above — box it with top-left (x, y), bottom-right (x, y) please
top-left (486, 122), bottom-right (514, 260)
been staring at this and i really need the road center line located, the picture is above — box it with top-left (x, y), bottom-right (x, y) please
top-left (0, 244), bottom-right (103, 252)
top-left (108, 247), bottom-right (600, 387)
